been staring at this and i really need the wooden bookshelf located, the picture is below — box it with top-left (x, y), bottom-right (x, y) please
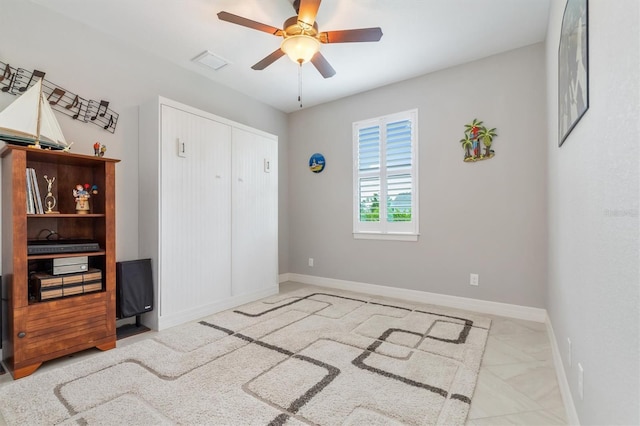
top-left (1, 145), bottom-right (119, 379)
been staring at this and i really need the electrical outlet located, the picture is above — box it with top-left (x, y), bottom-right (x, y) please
top-left (578, 363), bottom-right (584, 400)
top-left (308, 258), bottom-right (314, 267)
top-left (567, 338), bottom-right (572, 367)
top-left (469, 273), bottom-right (479, 286)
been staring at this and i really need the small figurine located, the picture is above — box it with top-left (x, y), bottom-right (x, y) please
top-left (73, 183), bottom-right (91, 214)
top-left (93, 142), bottom-right (106, 157)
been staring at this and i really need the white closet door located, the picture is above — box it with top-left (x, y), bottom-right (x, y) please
top-left (231, 127), bottom-right (278, 296)
top-left (160, 105), bottom-right (232, 317)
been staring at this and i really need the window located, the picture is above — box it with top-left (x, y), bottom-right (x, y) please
top-left (353, 109), bottom-right (419, 241)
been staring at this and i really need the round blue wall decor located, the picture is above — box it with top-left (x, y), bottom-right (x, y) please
top-left (309, 153), bottom-right (326, 173)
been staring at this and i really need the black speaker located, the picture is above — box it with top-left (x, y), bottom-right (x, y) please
top-left (116, 259), bottom-right (154, 319)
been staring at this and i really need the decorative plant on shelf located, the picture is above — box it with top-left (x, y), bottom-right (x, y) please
top-left (460, 118), bottom-right (498, 162)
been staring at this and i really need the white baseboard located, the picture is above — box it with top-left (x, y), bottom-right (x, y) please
top-left (280, 273), bottom-right (547, 323)
top-left (147, 286), bottom-right (279, 331)
top-left (546, 316), bottom-right (580, 425)
top-left (278, 273), bottom-right (291, 284)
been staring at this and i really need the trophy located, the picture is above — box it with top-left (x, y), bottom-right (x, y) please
top-left (43, 175), bottom-right (59, 214)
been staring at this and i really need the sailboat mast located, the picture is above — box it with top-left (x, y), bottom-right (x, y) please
top-left (34, 78), bottom-right (43, 148)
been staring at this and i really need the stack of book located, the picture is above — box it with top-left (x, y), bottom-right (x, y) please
top-left (26, 168), bottom-right (44, 214)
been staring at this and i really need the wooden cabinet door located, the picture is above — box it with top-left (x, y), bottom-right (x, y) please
top-left (14, 294), bottom-right (109, 364)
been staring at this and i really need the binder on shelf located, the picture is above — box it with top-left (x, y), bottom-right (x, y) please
top-left (25, 169), bottom-right (35, 214)
top-left (25, 168), bottom-right (44, 214)
top-left (30, 168), bottom-right (44, 214)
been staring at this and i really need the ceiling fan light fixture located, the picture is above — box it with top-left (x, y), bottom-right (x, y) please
top-left (281, 35), bottom-right (320, 64)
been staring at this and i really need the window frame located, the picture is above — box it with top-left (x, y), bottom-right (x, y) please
top-left (352, 109), bottom-right (419, 241)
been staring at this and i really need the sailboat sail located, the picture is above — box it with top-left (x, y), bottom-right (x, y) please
top-left (0, 79), bottom-right (68, 149)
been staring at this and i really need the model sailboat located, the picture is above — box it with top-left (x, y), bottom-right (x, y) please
top-left (0, 78), bottom-right (68, 150)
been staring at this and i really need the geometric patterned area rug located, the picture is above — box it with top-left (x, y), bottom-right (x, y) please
top-left (0, 288), bottom-right (490, 425)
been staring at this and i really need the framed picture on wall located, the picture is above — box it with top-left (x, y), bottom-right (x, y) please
top-left (558, 0), bottom-right (589, 147)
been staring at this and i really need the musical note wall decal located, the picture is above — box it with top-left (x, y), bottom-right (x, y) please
top-left (91, 100), bottom-right (109, 120)
top-left (0, 59), bottom-right (119, 134)
top-left (1, 73), bottom-right (15, 92)
top-left (18, 69), bottom-right (45, 92)
top-left (0, 63), bottom-right (10, 82)
top-left (73, 102), bottom-right (84, 120)
top-left (104, 114), bottom-right (114, 130)
top-left (47, 88), bottom-right (66, 106)
top-left (65, 95), bottom-right (79, 110)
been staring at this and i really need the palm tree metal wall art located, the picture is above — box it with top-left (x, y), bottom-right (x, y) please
top-left (460, 119), bottom-right (497, 162)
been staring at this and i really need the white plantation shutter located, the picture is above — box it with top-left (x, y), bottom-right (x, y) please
top-left (353, 109), bottom-right (419, 240)
top-left (386, 119), bottom-right (413, 223)
top-left (357, 125), bottom-right (381, 223)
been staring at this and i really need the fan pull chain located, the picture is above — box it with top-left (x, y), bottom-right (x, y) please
top-left (298, 62), bottom-right (303, 108)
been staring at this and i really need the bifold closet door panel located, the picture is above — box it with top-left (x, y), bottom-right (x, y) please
top-left (160, 105), bottom-right (232, 316)
top-left (231, 127), bottom-right (278, 296)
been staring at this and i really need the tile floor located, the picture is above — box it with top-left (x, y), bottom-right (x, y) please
top-left (0, 281), bottom-right (568, 425)
top-left (467, 314), bottom-right (567, 425)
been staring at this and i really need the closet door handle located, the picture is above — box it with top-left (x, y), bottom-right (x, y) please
top-left (17, 331), bottom-right (26, 338)
top-left (177, 138), bottom-right (187, 158)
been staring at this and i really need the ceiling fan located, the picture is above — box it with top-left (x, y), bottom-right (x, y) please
top-left (217, 0), bottom-right (383, 78)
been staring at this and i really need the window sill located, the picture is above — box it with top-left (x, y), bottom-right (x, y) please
top-left (353, 233), bottom-right (419, 242)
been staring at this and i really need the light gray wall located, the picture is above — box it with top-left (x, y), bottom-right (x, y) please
top-left (0, 0), bottom-right (289, 273)
top-left (288, 43), bottom-right (547, 308)
top-left (545, 1), bottom-right (639, 424)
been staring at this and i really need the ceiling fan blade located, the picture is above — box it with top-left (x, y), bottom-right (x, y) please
top-left (297, 0), bottom-right (322, 27)
top-left (217, 11), bottom-right (283, 36)
top-left (251, 49), bottom-right (286, 70)
top-left (319, 27), bottom-right (383, 43)
top-left (310, 52), bottom-right (336, 78)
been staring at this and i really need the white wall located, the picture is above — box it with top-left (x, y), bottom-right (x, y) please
top-left (546, 0), bottom-right (640, 424)
top-left (0, 0), bottom-right (289, 273)
top-left (288, 43), bottom-right (548, 308)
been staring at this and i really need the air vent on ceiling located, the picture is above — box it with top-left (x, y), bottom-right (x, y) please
top-left (192, 50), bottom-right (229, 71)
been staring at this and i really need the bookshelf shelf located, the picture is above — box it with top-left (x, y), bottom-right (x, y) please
top-left (27, 250), bottom-right (107, 261)
top-left (27, 213), bottom-right (106, 218)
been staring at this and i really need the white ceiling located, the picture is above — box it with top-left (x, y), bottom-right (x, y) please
top-left (29, 0), bottom-right (550, 113)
